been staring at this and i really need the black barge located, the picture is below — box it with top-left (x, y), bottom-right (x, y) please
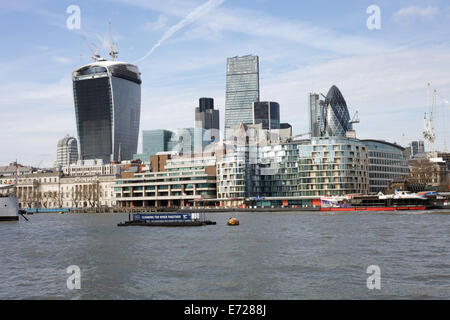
top-left (118, 213), bottom-right (216, 227)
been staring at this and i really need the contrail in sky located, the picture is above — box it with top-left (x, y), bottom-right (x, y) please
top-left (135, 0), bottom-right (226, 63)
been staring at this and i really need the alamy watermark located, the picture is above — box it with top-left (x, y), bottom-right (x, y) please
top-left (367, 5), bottom-right (381, 30)
top-left (66, 265), bottom-right (81, 290)
top-left (66, 5), bottom-right (81, 30)
top-left (366, 265), bottom-right (381, 290)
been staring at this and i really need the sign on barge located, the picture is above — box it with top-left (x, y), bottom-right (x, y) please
top-left (117, 213), bottom-right (216, 227)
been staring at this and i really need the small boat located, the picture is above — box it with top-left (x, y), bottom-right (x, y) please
top-left (227, 218), bottom-right (240, 226)
top-left (0, 195), bottom-right (19, 221)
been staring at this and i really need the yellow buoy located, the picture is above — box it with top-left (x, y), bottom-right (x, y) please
top-left (227, 218), bottom-right (240, 226)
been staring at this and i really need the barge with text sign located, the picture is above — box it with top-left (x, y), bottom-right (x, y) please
top-left (117, 212), bottom-right (216, 227)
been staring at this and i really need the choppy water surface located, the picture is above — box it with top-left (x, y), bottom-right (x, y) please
top-left (0, 210), bottom-right (449, 299)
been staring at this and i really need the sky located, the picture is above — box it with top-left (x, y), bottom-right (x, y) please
top-left (0, 0), bottom-right (450, 167)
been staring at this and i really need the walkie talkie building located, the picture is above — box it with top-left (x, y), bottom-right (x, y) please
top-left (72, 61), bottom-right (141, 162)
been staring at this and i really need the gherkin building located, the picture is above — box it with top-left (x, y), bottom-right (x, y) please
top-left (324, 85), bottom-right (351, 137)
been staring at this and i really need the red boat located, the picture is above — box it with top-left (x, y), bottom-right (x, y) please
top-left (319, 191), bottom-right (441, 212)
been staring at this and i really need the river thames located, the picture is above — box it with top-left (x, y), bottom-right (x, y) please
top-left (0, 211), bottom-right (449, 299)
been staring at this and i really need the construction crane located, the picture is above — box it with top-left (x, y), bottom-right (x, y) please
top-left (287, 132), bottom-right (312, 142)
top-left (81, 34), bottom-right (101, 62)
top-left (423, 83), bottom-right (436, 152)
top-left (440, 96), bottom-right (449, 152)
top-left (109, 22), bottom-right (118, 61)
top-left (349, 111), bottom-right (360, 125)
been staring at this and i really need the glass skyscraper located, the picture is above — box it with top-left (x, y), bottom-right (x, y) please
top-left (411, 140), bottom-right (425, 157)
top-left (195, 97), bottom-right (220, 142)
top-left (309, 86), bottom-right (351, 138)
top-left (134, 129), bottom-right (174, 161)
top-left (324, 85), bottom-right (351, 137)
top-left (309, 93), bottom-right (326, 137)
top-left (224, 55), bottom-right (260, 139)
top-left (253, 101), bottom-right (280, 130)
top-left (72, 60), bottom-right (141, 162)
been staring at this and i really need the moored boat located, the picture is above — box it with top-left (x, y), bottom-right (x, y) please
top-left (0, 195), bottom-right (19, 221)
top-left (320, 190), bottom-right (440, 212)
top-left (118, 212), bottom-right (216, 227)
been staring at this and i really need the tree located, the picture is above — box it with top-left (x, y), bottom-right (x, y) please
top-left (70, 186), bottom-right (82, 208)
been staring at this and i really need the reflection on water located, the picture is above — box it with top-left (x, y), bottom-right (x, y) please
top-left (0, 211), bottom-right (449, 299)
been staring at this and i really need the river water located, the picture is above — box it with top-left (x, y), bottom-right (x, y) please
top-left (0, 211), bottom-right (449, 299)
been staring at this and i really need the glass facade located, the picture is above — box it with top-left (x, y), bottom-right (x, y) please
top-left (217, 136), bottom-right (370, 199)
top-left (168, 128), bottom-right (211, 156)
top-left (361, 140), bottom-right (409, 193)
top-left (411, 140), bottom-right (425, 157)
top-left (134, 130), bottom-right (174, 161)
top-left (256, 137), bottom-right (369, 197)
top-left (253, 101), bottom-right (280, 130)
top-left (309, 93), bottom-right (326, 137)
top-left (309, 86), bottom-right (351, 138)
top-left (195, 98), bottom-right (220, 142)
top-left (224, 55), bottom-right (260, 139)
top-left (324, 86), bottom-right (351, 137)
top-left (72, 61), bottom-right (141, 162)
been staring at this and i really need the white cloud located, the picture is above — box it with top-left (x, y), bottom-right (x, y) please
top-left (52, 56), bottom-right (73, 64)
top-left (109, 0), bottom-right (200, 18)
top-left (180, 7), bottom-right (393, 56)
top-left (138, 48), bottom-right (450, 151)
top-left (393, 6), bottom-right (439, 19)
top-left (145, 15), bottom-right (169, 31)
top-left (0, 76), bottom-right (75, 167)
top-left (261, 49), bottom-right (450, 146)
top-left (135, 0), bottom-right (226, 62)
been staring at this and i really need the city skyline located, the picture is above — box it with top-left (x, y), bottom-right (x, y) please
top-left (1, 0), bottom-right (450, 167)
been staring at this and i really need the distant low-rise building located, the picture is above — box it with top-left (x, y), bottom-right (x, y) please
top-left (408, 156), bottom-right (449, 191)
top-left (62, 159), bottom-right (121, 177)
top-left (16, 172), bottom-right (117, 208)
top-left (55, 135), bottom-right (78, 167)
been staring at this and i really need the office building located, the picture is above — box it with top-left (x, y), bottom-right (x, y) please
top-left (224, 55), bottom-right (260, 139)
top-left (16, 172), bottom-right (117, 208)
top-left (72, 60), bottom-right (141, 162)
top-left (257, 137), bottom-right (369, 198)
top-left (361, 140), bottom-right (409, 193)
top-left (55, 135), bottom-right (78, 167)
top-left (309, 93), bottom-right (326, 138)
top-left (309, 86), bottom-right (352, 138)
top-left (134, 129), bottom-right (174, 161)
top-left (115, 155), bottom-right (217, 208)
top-left (408, 157), bottom-right (449, 191)
top-left (62, 159), bottom-right (121, 177)
top-left (411, 140), bottom-right (425, 158)
top-left (252, 101), bottom-right (280, 130)
top-left (195, 98), bottom-right (220, 142)
top-left (168, 128), bottom-right (212, 156)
